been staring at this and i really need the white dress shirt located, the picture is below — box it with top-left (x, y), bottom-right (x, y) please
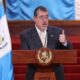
top-left (35, 26), bottom-right (47, 48)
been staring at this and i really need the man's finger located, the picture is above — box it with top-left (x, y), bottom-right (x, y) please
top-left (62, 30), bottom-right (65, 35)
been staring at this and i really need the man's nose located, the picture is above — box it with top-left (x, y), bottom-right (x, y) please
top-left (43, 17), bottom-right (47, 22)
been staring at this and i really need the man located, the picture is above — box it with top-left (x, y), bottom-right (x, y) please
top-left (20, 6), bottom-right (72, 80)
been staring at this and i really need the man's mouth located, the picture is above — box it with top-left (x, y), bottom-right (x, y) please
top-left (42, 24), bottom-right (47, 26)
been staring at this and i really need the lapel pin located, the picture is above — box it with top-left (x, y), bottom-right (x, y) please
top-left (51, 35), bottom-right (54, 37)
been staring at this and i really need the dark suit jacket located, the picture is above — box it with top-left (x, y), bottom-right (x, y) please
top-left (20, 26), bottom-right (72, 50)
top-left (20, 26), bottom-right (72, 80)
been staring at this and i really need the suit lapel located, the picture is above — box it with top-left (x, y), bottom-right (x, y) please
top-left (32, 27), bottom-right (43, 48)
top-left (47, 27), bottom-right (55, 49)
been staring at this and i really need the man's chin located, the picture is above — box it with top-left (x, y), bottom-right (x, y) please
top-left (42, 27), bottom-right (47, 31)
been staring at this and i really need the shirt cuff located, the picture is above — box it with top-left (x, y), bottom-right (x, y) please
top-left (63, 41), bottom-right (67, 46)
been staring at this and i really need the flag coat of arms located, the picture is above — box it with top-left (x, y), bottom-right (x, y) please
top-left (0, 0), bottom-right (13, 80)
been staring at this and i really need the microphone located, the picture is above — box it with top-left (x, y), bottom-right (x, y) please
top-left (43, 30), bottom-right (47, 48)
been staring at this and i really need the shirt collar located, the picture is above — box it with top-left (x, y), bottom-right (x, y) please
top-left (35, 25), bottom-right (47, 34)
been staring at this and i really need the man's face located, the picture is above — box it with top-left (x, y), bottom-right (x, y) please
top-left (34, 10), bottom-right (48, 31)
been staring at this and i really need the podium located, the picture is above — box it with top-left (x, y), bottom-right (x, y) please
top-left (12, 49), bottom-right (77, 80)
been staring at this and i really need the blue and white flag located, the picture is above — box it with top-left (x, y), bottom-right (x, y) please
top-left (6, 0), bottom-right (80, 20)
top-left (0, 0), bottom-right (13, 80)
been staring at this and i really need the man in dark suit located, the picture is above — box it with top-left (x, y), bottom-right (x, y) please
top-left (20, 6), bottom-right (72, 80)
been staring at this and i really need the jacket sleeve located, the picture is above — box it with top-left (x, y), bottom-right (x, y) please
top-left (56, 41), bottom-right (73, 49)
top-left (20, 33), bottom-right (29, 50)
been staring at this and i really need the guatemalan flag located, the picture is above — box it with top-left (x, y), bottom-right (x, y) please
top-left (0, 0), bottom-right (13, 80)
top-left (6, 0), bottom-right (80, 20)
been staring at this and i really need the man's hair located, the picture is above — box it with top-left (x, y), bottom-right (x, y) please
top-left (34, 6), bottom-right (48, 17)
